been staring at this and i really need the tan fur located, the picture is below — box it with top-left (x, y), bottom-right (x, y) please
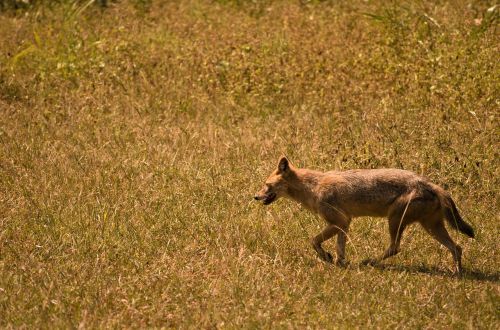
top-left (254, 157), bottom-right (475, 274)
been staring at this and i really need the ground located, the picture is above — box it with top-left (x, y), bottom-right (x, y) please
top-left (0, 0), bottom-right (498, 328)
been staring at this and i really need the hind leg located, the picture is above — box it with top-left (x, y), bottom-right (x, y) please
top-left (363, 213), bottom-right (408, 265)
top-left (422, 219), bottom-right (463, 274)
top-left (380, 214), bottom-right (407, 261)
top-left (362, 193), bottom-right (419, 266)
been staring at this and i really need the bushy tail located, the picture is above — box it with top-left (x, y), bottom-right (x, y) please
top-left (443, 196), bottom-right (475, 238)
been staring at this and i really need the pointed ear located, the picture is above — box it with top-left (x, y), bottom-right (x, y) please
top-left (278, 156), bottom-right (289, 173)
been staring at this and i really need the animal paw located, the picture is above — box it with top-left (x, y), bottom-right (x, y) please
top-left (361, 258), bottom-right (378, 266)
top-left (453, 265), bottom-right (463, 277)
top-left (322, 252), bottom-right (334, 263)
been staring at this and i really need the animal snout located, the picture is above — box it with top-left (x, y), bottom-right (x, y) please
top-left (254, 195), bottom-right (260, 200)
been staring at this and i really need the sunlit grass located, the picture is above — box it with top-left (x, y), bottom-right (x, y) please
top-left (0, 0), bottom-right (498, 328)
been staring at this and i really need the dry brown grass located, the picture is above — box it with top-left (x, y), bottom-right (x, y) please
top-left (0, 0), bottom-right (499, 328)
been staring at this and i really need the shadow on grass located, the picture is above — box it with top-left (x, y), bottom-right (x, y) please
top-left (358, 262), bottom-right (500, 283)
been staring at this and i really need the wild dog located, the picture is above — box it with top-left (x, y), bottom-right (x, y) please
top-left (254, 157), bottom-right (475, 274)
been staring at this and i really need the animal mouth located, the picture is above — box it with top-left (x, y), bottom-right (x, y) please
top-left (263, 193), bottom-right (277, 205)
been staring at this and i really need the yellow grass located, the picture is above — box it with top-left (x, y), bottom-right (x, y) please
top-left (0, 0), bottom-right (499, 328)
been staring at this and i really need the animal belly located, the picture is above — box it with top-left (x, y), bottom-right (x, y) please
top-left (344, 201), bottom-right (391, 218)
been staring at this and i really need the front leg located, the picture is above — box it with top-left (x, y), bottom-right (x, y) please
top-left (336, 230), bottom-right (348, 266)
top-left (311, 224), bottom-right (340, 263)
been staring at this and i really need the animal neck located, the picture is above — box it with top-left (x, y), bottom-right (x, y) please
top-left (285, 169), bottom-right (322, 211)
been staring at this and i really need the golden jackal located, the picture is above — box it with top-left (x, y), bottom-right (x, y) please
top-left (254, 157), bottom-right (474, 274)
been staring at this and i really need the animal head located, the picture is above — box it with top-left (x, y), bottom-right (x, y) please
top-left (254, 156), bottom-right (293, 205)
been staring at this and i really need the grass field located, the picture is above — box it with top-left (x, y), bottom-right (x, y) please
top-left (0, 0), bottom-right (499, 328)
